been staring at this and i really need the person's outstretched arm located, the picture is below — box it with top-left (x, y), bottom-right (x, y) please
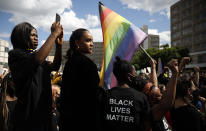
top-left (149, 57), bottom-right (158, 87)
top-left (152, 59), bottom-right (179, 121)
top-left (178, 57), bottom-right (190, 74)
top-left (194, 66), bottom-right (200, 87)
top-left (49, 26), bottom-right (64, 71)
top-left (35, 22), bottom-right (62, 64)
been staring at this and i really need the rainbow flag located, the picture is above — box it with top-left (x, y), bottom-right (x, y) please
top-left (99, 2), bottom-right (147, 89)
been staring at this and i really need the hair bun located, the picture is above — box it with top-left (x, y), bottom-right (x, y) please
top-left (115, 56), bottom-right (121, 62)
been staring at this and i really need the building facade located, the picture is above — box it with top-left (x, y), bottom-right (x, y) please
top-left (140, 25), bottom-right (160, 49)
top-left (171, 0), bottom-right (206, 68)
top-left (0, 39), bottom-right (9, 68)
top-left (140, 25), bottom-right (149, 49)
top-left (87, 42), bottom-right (103, 70)
top-left (48, 41), bottom-right (103, 71)
top-left (148, 34), bottom-right (160, 49)
top-left (48, 41), bottom-right (69, 71)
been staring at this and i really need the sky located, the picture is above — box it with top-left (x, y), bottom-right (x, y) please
top-left (0, 0), bottom-right (179, 49)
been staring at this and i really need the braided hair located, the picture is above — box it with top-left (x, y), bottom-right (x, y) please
top-left (10, 22), bottom-right (36, 50)
top-left (0, 72), bottom-right (15, 131)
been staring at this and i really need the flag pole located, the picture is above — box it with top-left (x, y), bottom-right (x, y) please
top-left (139, 45), bottom-right (152, 59)
top-left (99, 1), bottom-right (104, 5)
top-left (157, 57), bottom-right (162, 76)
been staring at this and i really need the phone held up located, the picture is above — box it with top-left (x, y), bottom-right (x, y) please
top-left (56, 13), bottom-right (61, 23)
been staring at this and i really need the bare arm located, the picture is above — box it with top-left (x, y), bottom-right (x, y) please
top-left (149, 58), bottom-right (158, 87)
top-left (152, 59), bottom-right (179, 121)
top-left (178, 57), bottom-right (190, 74)
top-left (35, 22), bottom-right (62, 64)
top-left (199, 96), bottom-right (206, 113)
top-left (49, 28), bottom-right (64, 71)
top-left (194, 66), bottom-right (200, 86)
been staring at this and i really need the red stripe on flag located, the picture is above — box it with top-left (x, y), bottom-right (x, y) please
top-left (101, 7), bottom-right (112, 23)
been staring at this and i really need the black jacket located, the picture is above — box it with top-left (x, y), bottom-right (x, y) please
top-left (59, 51), bottom-right (103, 130)
top-left (8, 49), bottom-right (53, 131)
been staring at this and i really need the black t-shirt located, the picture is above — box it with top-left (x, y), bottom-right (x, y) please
top-left (103, 87), bottom-right (151, 131)
top-left (59, 51), bottom-right (101, 130)
top-left (8, 49), bottom-right (53, 131)
top-left (170, 105), bottom-right (203, 131)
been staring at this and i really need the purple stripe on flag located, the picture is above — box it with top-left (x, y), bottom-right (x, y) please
top-left (104, 24), bottom-right (147, 89)
top-left (110, 73), bottom-right (117, 88)
top-left (103, 27), bottom-right (134, 88)
top-left (125, 24), bottom-right (147, 60)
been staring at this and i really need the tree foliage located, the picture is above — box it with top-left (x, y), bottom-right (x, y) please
top-left (131, 46), bottom-right (189, 70)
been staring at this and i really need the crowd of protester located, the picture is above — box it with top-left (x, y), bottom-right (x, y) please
top-left (0, 20), bottom-right (206, 131)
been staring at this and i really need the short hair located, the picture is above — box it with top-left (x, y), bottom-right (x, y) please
top-left (176, 78), bottom-right (192, 97)
top-left (10, 22), bottom-right (35, 50)
top-left (113, 56), bottom-right (133, 83)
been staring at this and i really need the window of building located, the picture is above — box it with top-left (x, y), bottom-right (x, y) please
top-left (203, 1), bottom-right (206, 8)
top-left (193, 44), bottom-right (201, 52)
top-left (5, 47), bottom-right (9, 52)
top-left (198, 54), bottom-right (206, 63)
top-left (0, 57), bottom-right (3, 62)
top-left (186, 0), bottom-right (192, 8)
top-left (172, 18), bottom-right (177, 23)
top-left (202, 13), bottom-right (206, 20)
top-left (183, 37), bottom-right (192, 44)
top-left (172, 34), bottom-right (176, 39)
top-left (172, 31), bottom-right (181, 40)
top-left (172, 25), bottom-right (177, 31)
top-left (172, 23), bottom-right (181, 31)
top-left (195, 14), bottom-right (201, 21)
top-left (194, 3), bottom-right (201, 11)
top-left (194, 34), bottom-right (201, 43)
top-left (183, 9), bottom-right (192, 18)
top-left (183, 19), bottom-right (192, 27)
top-left (172, 40), bottom-right (181, 46)
top-left (195, 24), bottom-right (201, 32)
top-left (183, 27), bottom-right (192, 35)
top-left (171, 6), bottom-right (179, 15)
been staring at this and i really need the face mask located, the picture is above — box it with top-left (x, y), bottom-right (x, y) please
top-left (128, 74), bottom-right (143, 91)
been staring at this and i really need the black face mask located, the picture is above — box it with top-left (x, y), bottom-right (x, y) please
top-left (128, 75), bottom-right (144, 92)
